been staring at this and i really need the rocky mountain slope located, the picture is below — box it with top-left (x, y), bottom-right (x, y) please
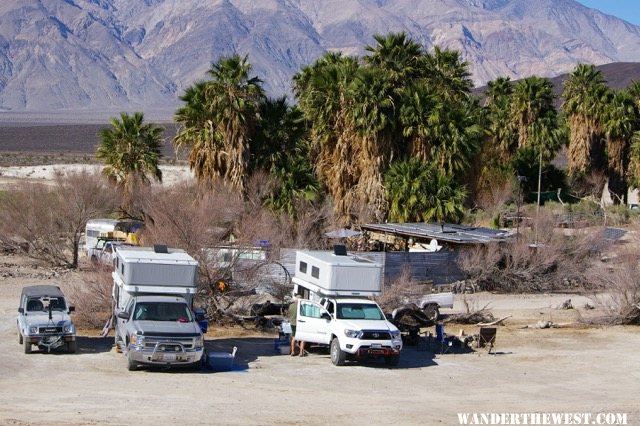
top-left (0, 0), bottom-right (639, 119)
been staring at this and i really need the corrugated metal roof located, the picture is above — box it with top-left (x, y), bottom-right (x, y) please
top-left (360, 222), bottom-right (511, 244)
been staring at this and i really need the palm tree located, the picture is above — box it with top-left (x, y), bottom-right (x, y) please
top-left (626, 81), bottom-right (640, 189)
top-left (484, 77), bottom-right (517, 161)
top-left (385, 159), bottom-right (466, 223)
top-left (511, 76), bottom-right (561, 158)
top-left (603, 90), bottom-right (636, 204)
top-left (364, 32), bottom-right (424, 85)
top-left (97, 111), bottom-right (163, 214)
top-left (174, 54), bottom-right (264, 192)
top-left (251, 97), bottom-right (318, 216)
top-left (562, 64), bottom-right (608, 177)
top-left (424, 46), bottom-right (474, 100)
top-left (293, 53), bottom-right (361, 223)
top-left (348, 66), bottom-right (397, 221)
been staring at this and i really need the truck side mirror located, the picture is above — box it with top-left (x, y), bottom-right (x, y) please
top-left (68, 306), bottom-right (75, 313)
top-left (321, 312), bottom-right (332, 320)
top-left (117, 311), bottom-right (130, 320)
top-left (18, 307), bottom-right (24, 314)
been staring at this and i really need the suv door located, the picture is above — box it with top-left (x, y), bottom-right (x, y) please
top-left (296, 300), bottom-right (331, 345)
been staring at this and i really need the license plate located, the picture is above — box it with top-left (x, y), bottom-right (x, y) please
top-left (371, 343), bottom-right (381, 349)
top-left (163, 353), bottom-right (176, 361)
top-left (45, 328), bottom-right (56, 333)
top-left (370, 349), bottom-right (385, 355)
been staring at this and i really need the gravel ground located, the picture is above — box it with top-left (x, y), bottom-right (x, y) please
top-left (0, 253), bottom-right (638, 425)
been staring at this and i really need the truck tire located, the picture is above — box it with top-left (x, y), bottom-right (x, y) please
top-left (384, 354), bottom-right (400, 366)
top-left (23, 339), bottom-right (31, 354)
top-left (422, 304), bottom-right (440, 322)
top-left (127, 353), bottom-right (137, 371)
top-left (67, 341), bottom-right (77, 354)
top-left (19, 332), bottom-right (23, 345)
top-left (330, 338), bottom-right (346, 366)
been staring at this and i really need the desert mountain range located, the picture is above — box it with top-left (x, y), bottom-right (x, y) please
top-left (1, 0), bottom-right (639, 120)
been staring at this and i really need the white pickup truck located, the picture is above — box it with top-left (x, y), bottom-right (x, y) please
top-left (296, 296), bottom-right (402, 366)
top-left (292, 250), bottom-right (403, 366)
top-left (407, 290), bottom-right (455, 321)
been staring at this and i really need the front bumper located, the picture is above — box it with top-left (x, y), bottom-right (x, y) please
top-left (341, 338), bottom-right (403, 356)
top-left (128, 343), bottom-right (204, 366)
top-left (26, 334), bottom-right (75, 349)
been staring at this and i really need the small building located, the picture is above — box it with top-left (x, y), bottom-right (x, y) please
top-left (360, 222), bottom-right (511, 252)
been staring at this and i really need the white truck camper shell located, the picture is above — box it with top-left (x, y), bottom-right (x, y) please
top-left (113, 246), bottom-right (198, 304)
top-left (292, 250), bottom-right (383, 297)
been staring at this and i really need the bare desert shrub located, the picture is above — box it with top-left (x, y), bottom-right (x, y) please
top-left (0, 171), bottom-right (118, 268)
top-left (458, 212), bottom-right (599, 293)
top-left (376, 265), bottom-right (418, 313)
top-left (585, 246), bottom-right (640, 325)
top-left (67, 265), bottom-right (114, 328)
top-left (446, 294), bottom-right (494, 324)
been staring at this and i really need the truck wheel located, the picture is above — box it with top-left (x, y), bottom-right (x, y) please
top-left (19, 332), bottom-right (23, 345)
top-left (422, 304), bottom-right (440, 321)
top-left (23, 339), bottom-right (32, 354)
top-left (67, 341), bottom-right (77, 354)
top-left (385, 354), bottom-right (400, 366)
top-left (330, 338), bottom-right (346, 366)
top-left (127, 353), bottom-right (137, 371)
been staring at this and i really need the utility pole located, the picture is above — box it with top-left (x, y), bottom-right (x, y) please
top-left (534, 150), bottom-right (542, 247)
top-left (516, 175), bottom-right (527, 237)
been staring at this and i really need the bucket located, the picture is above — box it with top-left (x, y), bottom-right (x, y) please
top-left (207, 346), bottom-right (237, 372)
top-left (274, 338), bottom-right (290, 354)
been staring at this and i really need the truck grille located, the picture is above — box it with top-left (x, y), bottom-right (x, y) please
top-left (38, 326), bottom-right (63, 334)
top-left (143, 337), bottom-right (194, 350)
top-left (361, 331), bottom-right (391, 340)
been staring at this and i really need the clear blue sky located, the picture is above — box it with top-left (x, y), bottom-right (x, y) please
top-left (576, 0), bottom-right (640, 26)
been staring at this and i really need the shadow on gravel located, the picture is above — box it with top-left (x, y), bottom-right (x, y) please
top-left (204, 337), bottom-right (441, 370)
top-left (77, 335), bottom-right (114, 354)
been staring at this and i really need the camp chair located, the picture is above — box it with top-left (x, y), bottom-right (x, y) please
top-left (476, 327), bottom-right (496, 354)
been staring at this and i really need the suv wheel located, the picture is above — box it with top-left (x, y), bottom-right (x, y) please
top-left (330, 338), bottom-right (346, 366)
top-left (23, 339), bottom-right (32, 354)
top-left (127, 353), bottom-right (137, 371)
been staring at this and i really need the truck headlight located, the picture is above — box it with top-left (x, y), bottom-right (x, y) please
top-left (63, 324), bottom-right (75, 333)
top-left (29, 326), bottom-right (38, 334)
top-left (130, 334), bottom-right (145, 347)
top-left (194, 335), bottom-right (204, 348)
top-left (391, 330), bottom-right (401, 340)
top-left (344, 329), bottom-right (361, 339)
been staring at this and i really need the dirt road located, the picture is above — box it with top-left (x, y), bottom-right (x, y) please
top-left (0, 254), bottom-right (638, 425)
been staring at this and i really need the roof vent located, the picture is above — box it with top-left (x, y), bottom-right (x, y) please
top-left (153, 244), bottom-right (168, 254)
top-left (333, 244), bottom-right (347, 256)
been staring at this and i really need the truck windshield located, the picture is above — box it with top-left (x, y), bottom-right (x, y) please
top-left (133, 302), bottom-right (194, 322)
top-left (27, 297), bottom-right (66, 311)
top-left (336, 303), bottom-right (384, 320)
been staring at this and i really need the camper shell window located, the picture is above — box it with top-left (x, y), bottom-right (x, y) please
top-left (311, 266), bottom-right (319, 279)
top-left (299, 261), bottom-right (307, 274)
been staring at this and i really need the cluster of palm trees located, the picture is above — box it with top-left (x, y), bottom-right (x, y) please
top-left (98, 32), bottom-right (640, 226)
